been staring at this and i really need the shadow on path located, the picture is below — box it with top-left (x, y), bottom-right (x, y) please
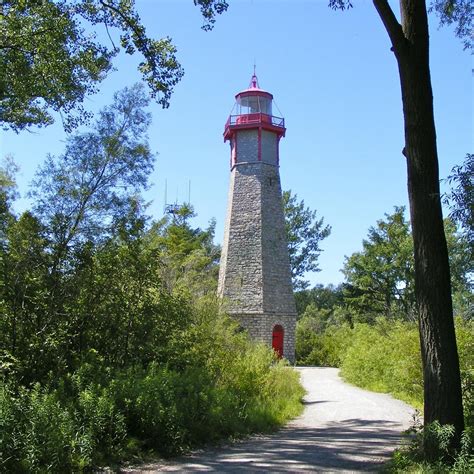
top-left (125, 419), bottom-right (408, 472)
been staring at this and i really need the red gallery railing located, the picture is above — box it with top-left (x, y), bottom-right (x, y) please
top-left (225, 113), bottom-right (285, 128)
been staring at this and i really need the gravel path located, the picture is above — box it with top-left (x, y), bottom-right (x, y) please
top-left (122, 367), bottom-right (416, 472)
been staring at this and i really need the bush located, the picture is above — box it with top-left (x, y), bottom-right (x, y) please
top-left (109, 324), bottom-right (305, 457)
top-left (298, 316), bottom-right (472, 420)
top-left (0, 379), bottom-right (127, 472)
top-left (340, 320), bottom-right (423, 407)
top-left (0, 383), bottom-right (23, 472)
top-left (388, 423), bottom-right (474, 472)
top-left (111, 365), bottom-right (214, 456)
top-left (338, 317), bottom-right (473, 415)
top-left (456, 319), bottom-right (474, 428)
top-left (296, 315), bottom-right (351, 367)
top-left (0, 298), bottom-right (305, 470)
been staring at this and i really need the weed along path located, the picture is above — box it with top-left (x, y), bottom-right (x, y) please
top-left (123, 367), bottom-right (415, 472)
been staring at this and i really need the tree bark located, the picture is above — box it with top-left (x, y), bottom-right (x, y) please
top-left (373, 0), bottom-right (464, 445)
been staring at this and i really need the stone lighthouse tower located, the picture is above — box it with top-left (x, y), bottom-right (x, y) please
top-left (218, 74), bottom-right (296, 362)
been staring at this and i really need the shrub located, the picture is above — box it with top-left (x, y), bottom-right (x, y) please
top-left (388, 423), bottom-right (474, 472)
top-left (455, 318), bottom-right (474, 428)
top-left (340, 320), bottom-right (423, 407)
top-left (0, 302), bottom-right (305, 469)
top-left (111, 365), bottom-right (214, 456)
top-left (296, 315), bottom-right (351, 367)
top-left (0, 380), bottom-right (127, 472)
top-left (0, 382), bottom-right (23, 472)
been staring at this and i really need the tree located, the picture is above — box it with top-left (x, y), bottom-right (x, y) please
top-left (22, 84), bottom-right (154, 374)
top-left (0, 158), bottom-right (19, 343)
top-left (148, 205), bottom-right (220, 298)
top-left (443, 218), bottom-right (473, 321)
top-left (0, 0), bottom-right (229, 131)
top-left (29, 83), bottom-right (154, 262)
top-left (343, 207), bottom-right (416, 320)
top-left (0, 86), bottom-right (218, 380)
top-left (343, 208), bottom-right (472, 321)
top-left (430, 0), bottom-right (473, 50)
top-left (1, 211), bottom-right (50, 382)
top-left (294, 283), bottom-right (345, 316)
top-left (283, 190), bottom-right (331, 290)
top-left (328, 0), bottom-right (469, 444)
top-left (0, 156), bottom-right (18, 244)
top-left (444, 153), bottom-right (473, 253)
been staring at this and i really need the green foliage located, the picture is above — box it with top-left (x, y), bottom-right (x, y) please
top-left (0, 0), bottom-right (230, 131)
top-left (444, 153), bottom-right (474, 255)
top-left (342, 207), bottom-right (472, 321)
top-left (342, 207), bottom-right (416, 320)
top-left (195, 0), bottom-right (229, 31)
top-left (0, 85), bottom-right (161, 383)
top-left (149, 210), bottom-right (220, 298)
top-left (111, 366), bottom-right (208, 456)
top-left (296, 316), bottom-right (473, 473)
top-left (296, 314), bottom-right (351, 367)
top-left (282, 190), bottom-right (331, 290)
top-left (0, 88), bottom-right (304, 469)
top-left (30, 83), bottom-right (153, 251)
top-left (329, 1), bottom-right (473, 50)
top-left (456, 321), bottom-right (474, 428)
top-left (430, 1), bottom-right (474, 49)
top-left (0, 0), bottom-right (231, 131)
top-left (0, 156), bottom-right (18, 206)
top-left (0, 157), bottom-right (18, 254)
top-left (296, 315), bottom-right (472, 422)
top-left (388, 423), bottom-right (474, 472)
top-left (294, 283), bottom-right (345, 317)
top-left (337, 318), bottom-right (473, 416)
top-left (340, 320), bottom-right (423, 407)
top-left (0, 381), bottom-right (126, 472)
top-left (0, 312), bottom-right (304, 469)
top-left (2, 0), bottom-right (111, 130)
top-left (1, 211), bottom-right (49, 382)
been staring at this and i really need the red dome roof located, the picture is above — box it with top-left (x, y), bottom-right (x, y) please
top-left (235, 74), bottom-right (273, 100)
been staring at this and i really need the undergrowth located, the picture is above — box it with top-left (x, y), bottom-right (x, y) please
top-left (386, 422), bottom-right (474, 473)
top-left (0, 307), bottom-right (304, 472)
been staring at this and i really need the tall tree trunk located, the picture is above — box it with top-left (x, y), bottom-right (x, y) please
top-left (373, 0), bottom-right (464, 445)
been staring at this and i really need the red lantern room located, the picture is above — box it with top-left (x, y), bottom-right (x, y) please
top-left (224, 74), bottom-right (286, 142)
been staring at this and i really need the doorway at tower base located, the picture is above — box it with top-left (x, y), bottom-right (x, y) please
top-left (229, 312), bottom-right (296, 364)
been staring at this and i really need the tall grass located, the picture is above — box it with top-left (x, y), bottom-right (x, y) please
top-left (340, 320), bottom-right (423, 408)
top-left (0, 310), bottom-right (304, 472)
top-left (339, 318), bottom-right (473, 416)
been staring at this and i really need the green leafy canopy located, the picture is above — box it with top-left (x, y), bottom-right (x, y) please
top-left (283, 190), bottom-right (331, 291)
top-left (0, 0), bottom-right (229, 132)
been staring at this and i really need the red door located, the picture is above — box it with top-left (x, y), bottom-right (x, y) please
top-left (272, 325), bottom-right (284, 358)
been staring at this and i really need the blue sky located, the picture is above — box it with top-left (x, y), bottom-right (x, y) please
top-left (1, 0), bottom-right (472, 286)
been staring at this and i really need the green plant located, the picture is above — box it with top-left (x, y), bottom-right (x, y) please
top-left (388, 423), bottom-right (474, 472)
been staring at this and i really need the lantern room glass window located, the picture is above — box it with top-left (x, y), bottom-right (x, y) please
top-left (236, 95), bottom-right (272, 116)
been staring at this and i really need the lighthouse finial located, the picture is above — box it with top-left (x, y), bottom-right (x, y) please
top-left (250, 63), bottom-right (259, 89)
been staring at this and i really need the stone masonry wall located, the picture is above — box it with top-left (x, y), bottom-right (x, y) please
top-left (261, 130), bottom-right (278, 165)
top-left (218, 163), bottom-right (264, 312)
top-left (261, 164), bottom-right (296, 315)
top-left (218, 127), bottom-right (296, 362)
top-left (234, 313), bottom-right (296, 363)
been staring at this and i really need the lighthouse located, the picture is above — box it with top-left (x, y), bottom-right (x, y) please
top-left (218, 74), bottom-right (296, 362)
